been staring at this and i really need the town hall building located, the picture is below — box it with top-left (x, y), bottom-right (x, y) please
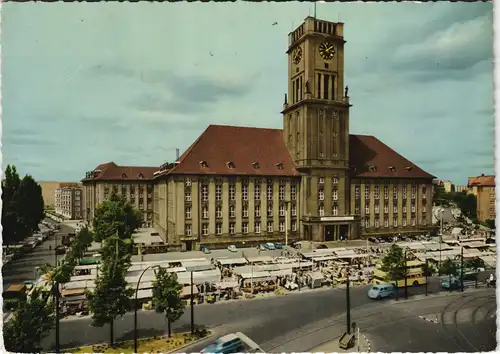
top-left (83, 17), bottom-right (435, 251)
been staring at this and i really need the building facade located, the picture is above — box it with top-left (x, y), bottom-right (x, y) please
top-left (82, 17), bottom-right (435, 250)
top-left (82, 162), bottom-right (158, 227)
top-left (54, 183), bottom-right (84, 220)
top-left (468, 174), bottom-right (495, 222)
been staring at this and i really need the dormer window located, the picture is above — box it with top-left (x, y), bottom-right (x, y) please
top-left (199, 161), bottom-right (208, 168)
top-left (275, 162), bottom-right (284, 170)
top-left (121, 173), bottom-right (127, 179)
top-left (226, 161), bottom-right (235, 169)
top-left (389, 166), bottom-right (396, 172)
top-left (369, 165), bottom-right (377, 172)
top-left (252, 162), bottom-right (260, 169)
top-left (137, 173), bottom-right (144, 179)
top-left (405, 166), bottom-right (413, 171)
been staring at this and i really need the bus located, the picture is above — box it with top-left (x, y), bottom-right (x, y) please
top-left (372, 260), bottom-right (427, 288)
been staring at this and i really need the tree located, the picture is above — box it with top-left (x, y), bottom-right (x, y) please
top-left (449, 191), bottom-right (477, 220)
top-left (381, 244), bottom-right (406, 284)
top-left (1, 165), bottom-right (28, 244)
top-left (4, 288), bottom-right (55, 352)
top-left (92, 192), bottom-right (142, 243)
top-left (464, 257), bottom-right (485, 270)
top-left (483, 219), bottom-right (496, 230)
top-left (440, 258), bottom-right (458, 280)
top-left (152, 267), bottom-right (186, 337)
top-left (15, 175), bottom-right (45, 232)
top-left (87, 236), bottom-right (134, 345)
top-left (433, 183), bottom-right (448, 206)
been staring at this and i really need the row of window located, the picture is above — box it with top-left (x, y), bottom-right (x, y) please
top-left (185, 220), bottom-right (298, 236)
top-left (359, 204), bottom-right (421, 214)
top-left (188, 182), bottom-right (298, 202)
top-left (354, 185), bottom-right (427, 200)
top-left (186, 203), bottom-right (298, 219)
top-left (363, 216), bottom-right (425, 228)
top-left (318, 188), bottom-right (338, 201)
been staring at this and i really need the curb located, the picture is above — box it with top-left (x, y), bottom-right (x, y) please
top-left (362, 333), bottom-right (372, 352)
top-left (389, 287), bottom-right (492, 305)
top-left (418, 315), bottom-right (438, 324)
top-left (166, 331), bottom-right (215, 354)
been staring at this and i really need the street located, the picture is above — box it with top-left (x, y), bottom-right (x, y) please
top-left (2, 220), bottom-right (75, 289)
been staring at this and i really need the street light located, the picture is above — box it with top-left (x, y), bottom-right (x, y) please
top-left (53, 281), bottom-right (60, 354)
top-left (404, 248), bottom-right (408, 300)
top-left (439, 208), bottom-right (444, 270)
top-left (345, 269), bottom-right (351, 334)
top-left (134, 265), bottom-right (161, 353)
top-left (284, 200), bottom-right (291, 247)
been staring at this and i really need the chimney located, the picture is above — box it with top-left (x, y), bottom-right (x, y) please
top-left (176, 148), bottom-right (180, 160)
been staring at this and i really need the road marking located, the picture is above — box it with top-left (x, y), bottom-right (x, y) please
top-left (418, 314), bottom-right (439, 324)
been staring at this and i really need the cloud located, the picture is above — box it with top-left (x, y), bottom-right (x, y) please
top-left (4, 134), bottom-right (56, 147)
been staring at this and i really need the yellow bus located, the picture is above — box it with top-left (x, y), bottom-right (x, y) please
top-left (372, 261), bottom-right (427, 288)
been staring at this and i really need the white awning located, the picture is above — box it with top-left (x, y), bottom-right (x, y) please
top-left (218, 258), bottom-right (248, 266)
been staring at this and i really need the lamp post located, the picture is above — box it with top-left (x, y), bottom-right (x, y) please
top-left (54, 281), bottom-right (60, 353)
top-left (404, 249), bottom-right (408, 300)
top-left (134, 264), bottom-right (161, 353)
top-left (424, 259), bottom-right (429, 296)
top-left (439, 208), bottom-right (444, 270)
top-left (284, 200), bottom-right (291, 247)
top-left (460, 246), bottom-right (464, 292)
top-left (346, 271), bottom-right (351, 334)
top-left (190, 271), bottom-right (195, 335)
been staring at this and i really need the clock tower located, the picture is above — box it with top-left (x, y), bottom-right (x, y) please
top-left (282, 17), bottom-right (356, 242)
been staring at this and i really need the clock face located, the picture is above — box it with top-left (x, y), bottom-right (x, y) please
top-left (292, 47), bottom-right (302, 64)
top-left (319, 41), bottom-right (335, 60)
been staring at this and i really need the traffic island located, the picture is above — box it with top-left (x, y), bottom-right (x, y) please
top-left (311, 331), bottom-right (372, 353)
top-left (67, 329), bottom-right (212, 353)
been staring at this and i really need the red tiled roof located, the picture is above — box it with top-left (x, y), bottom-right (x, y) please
top-left (468, 175), bottom-right (495, 187)
top-left (83, 161), bottom-right (159, 181)
top-left (169, 125), bottom-right (298, 176)
top-left (164, 125), bottom-right (433, 179)
top-left (348, 135), bottom-right (435, 179)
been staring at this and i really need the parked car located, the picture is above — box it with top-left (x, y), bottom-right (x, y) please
top-left (316, 244), bottom-right (328, 249)
top-left (201, 333), bottom-right (245, 354)
top-left (368, 237), bottom-right (378, 243)
top-left (264, 243), bottom-right (276, 250)
top-left (441, 277), bottom-right (461, 290)
top-left (228, 245), bottom-right (238, 253)
top-left (201, 247), bottom-right (211, 254)
top-left (257, 244), bottom-right (267, 251)
top-left (368, 284), bottom-right (396, 299)
top-left (274, 243), bottom-right (283, 249)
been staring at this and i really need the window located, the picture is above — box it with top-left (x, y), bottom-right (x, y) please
top-left (254, 184), bottom-right (260, 200)
top-left (229, 205), bottom-right (235, 218)
top-left (185, 178), bottom-right (192, 187)
top-left (403, 218), bottom-right (407, 227)
top-left (185, 224), bottom-right (192, 236)
top-left (375, 218), bottom-right (379, 228)
top-left (393, 217), bottom-right (398, 227)
top-left (411, 218), bottom-right (416, 226)
top-left (229, 222), bottom-right (235, 235)
top-left (279, 204), bottom-right (286, 217)
top-left (255, 207), bottom-right (261, 217)
top-left (411, 204), bottom-right (416, 213)
top-left (291, 204), bottom-right (297, 216)
top-left (374, 205), bottom-right (379, 214)
top-left (267, 182), bottom-right (273, 200)
top-left (422, 186), bottom-right (427, 196)
top-left (242, 205), bottom-right (248, 218)
top-left (374, 186), bottom-right (379, 200)
top-left (202, 206), bottom-right (209, 219)
top-left (216, 223), bottom-right (222, 235)
top-left (355, 205), bottom-right (360, 215)
top-left (202, 224), bottom-right (208, 236)
top-left (365, 185), bottom-right (370, 199)
top-left (411, 185), bottom-right (416, 199)
top-left (365, 205), bottom-right (370, 214)
top-left (215, 184), bottom-right (222, 201)
top-left (402, 186), bottom-right (407, 199)
top-left (332, 177), bottom-right (339, 185)
top-left (279, 221), bottom-right (285, 232)
top-left (292, 221), bottom-right (297, 232)
top-left (332, 188), bottom-right (338, 201)
top-left (267, 204), bottom-right (273, 217)
top-left (355, 186), bottom-right (360, 199)
top-left (202, 184), bottom-right (209, 201)
top-left (242, 183), bottom-right (249, 201)
top-left (423, 218), bottom-right (427, 226)
top-left (318, 189), bottom-right (325, 201)
top-left (332, 204), bottom-right (338, 216)
top-left (384, 205), bottom-right (389, 214)
top-left (216, 205), bottom-right (222, 218)
top-left (291, 184), bottom-right (297, 200)
top-left (255, 222), bottom-right (261, 233)
top-left (185, 191), bottom-right (192, 202)
top-left (319, 177), bottom-right (325, 185)
top-left (229, 184), bottom-right (235, 200)
top-left (319, 205), bottom-right (325, 216)
top-left (364, 217), bottom-right (370, 228)
top-left (267, 221), bottom-right (273, 233)
top-left (403, 205), bottom-right (407, 213)
top-left (185, 207), bottom-right (192, 219)
top-left (279, 185), bottom-right (285, 200)
top-left (242, 222), bottom-right (248, 234)
top-left (384, 185), bottom-right (389, 199)
top-left (384, 219), bottom-right (389, 227)
top-left (393, 186), bottom-right (398, 199)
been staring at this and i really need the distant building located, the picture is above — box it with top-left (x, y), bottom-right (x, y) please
top-left (433, 179), bottom-right (454, 193)
top-left (39, 181), bottom-right (77, 208)
top-left (55, 183), bottom-right (84, 220)
top-left (468, 174), bottom-right (495, 222)
top-left (455, 185), bottom-right (468, 193)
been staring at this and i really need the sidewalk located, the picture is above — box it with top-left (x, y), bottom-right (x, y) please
top-left (311, 332), bottom-right (372, 352)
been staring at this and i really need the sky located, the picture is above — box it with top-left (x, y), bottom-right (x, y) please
top-left (2, 2), bottom-right (494, 185)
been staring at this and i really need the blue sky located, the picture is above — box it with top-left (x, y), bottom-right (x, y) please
top-left (2, 2), bottom-right (494, 185)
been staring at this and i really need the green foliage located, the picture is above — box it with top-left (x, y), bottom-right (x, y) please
top-left (433, 183), bottom-right (448, 206)
top-left (152, 267), bottom-right (186, 337)
top-left (482, 219), bottom-right (496, 230)
top-left (4, 288), bottom-right (55, 352)
top-left (92, 192), bottom-right (142, 243)
top-left (464, 257), bottom-right (485, 270)
top-left (380, 244), bottom-right (407, 281)
top-left (439, 258), bottom-right (458, 276)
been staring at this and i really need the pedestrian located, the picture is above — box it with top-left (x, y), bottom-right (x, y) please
top-left (49, 245), bottom-right (52, 251)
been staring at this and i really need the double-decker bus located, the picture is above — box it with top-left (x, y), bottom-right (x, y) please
top-left (372, 260), bottom-right (427, 288)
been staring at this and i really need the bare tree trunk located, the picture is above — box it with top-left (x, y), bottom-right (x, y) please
top-left (110, 320), bottom-right (114, 346)
top-left (167, 319), bottom-right (172, 338)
